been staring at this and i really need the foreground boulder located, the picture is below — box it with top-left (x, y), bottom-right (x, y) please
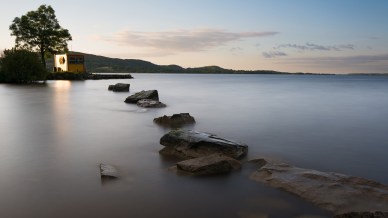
top-left (250, 159), bottom-right (388, 214)
top-left (137, 99), bottom-right (166, 108)
top-left (124, 90), bottom-right (159, 103)
top-left (108, 83), bottom-right (130, 92)
top-left (100, 164), bottom-right (119, 178)
top-left (159, 129), bottom-right (248, 159)
top-left (154, 113), bottom-right (195, 127)
top-left (334, 211), bottom-right (388, 218)
top-left (174, 153), bottom-right (241, 176)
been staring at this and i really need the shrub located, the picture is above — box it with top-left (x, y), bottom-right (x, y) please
top-left (0, 48), bottom-right (48, 83)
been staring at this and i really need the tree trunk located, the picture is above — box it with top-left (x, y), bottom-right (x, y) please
top-left (40, 46), bottom-right (46, 69)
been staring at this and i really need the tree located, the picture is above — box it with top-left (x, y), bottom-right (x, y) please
top-left (0, 48), bottom-right (48, 83)
top-left (9, 4), bottom-right (72, 68)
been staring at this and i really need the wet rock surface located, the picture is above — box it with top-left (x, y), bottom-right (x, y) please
top-left (100, 164), bottom-right (119, 178)
top-left (334, 211), bottom-right (388, 218)
top-left (175, 153), bottom-right (241, 176)
top-left (154, 113), bottom-right (195, 127)
top-left (137, 99), bottom-right (166, 108)
top-left (124, 90), bottom-right (159, 103)
top-left (159, 129), bottom-right (248, 159)
top-left (108, 83), bottom-right (130, 92)
top-left (250, 159), bottom-right (388, 214)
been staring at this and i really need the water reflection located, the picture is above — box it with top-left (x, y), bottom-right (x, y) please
top-left (52, 81), bottom-right (71, 142)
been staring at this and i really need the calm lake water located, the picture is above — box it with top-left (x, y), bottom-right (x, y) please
top-left (1, 73), bottom-right (388, 218)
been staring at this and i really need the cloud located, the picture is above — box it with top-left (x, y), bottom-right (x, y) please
top-left (342, 54), bottom-right (388, 63)
top-left (230, 47), bottom-right (244, 55)
top-left (230, 47), bottom-right (243, 52)
top-left (100, 29), bottom-right (279, 56)
top-left (279, 54), bottom-right (388, 73)
top-left (288, 54), bottom-right (388, 64)
top-left (262, 51), bottom-right (287, 58)
top-left (275, 43), bottom-right (354, 52)
top-left (368, 36), bottom-right (380, 40)
top-left (262, 42), bottom-right (355, 59)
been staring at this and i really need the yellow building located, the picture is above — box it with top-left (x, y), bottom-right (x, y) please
top-left (53, 53), bottom-right (86, 73)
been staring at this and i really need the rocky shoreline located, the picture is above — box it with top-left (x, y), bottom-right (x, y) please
top-left (98, 78), bottom-right (388, 217)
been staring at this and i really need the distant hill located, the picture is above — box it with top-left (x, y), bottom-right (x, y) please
top-left (47, 52), bottom-right (286, 74)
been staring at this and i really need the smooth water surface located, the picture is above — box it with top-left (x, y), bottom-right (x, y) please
top-left (1, 74), bottom-right (388, 217)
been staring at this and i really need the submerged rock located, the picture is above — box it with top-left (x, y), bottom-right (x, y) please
top-left (154, 113), bottom-right (195, 127)
top-left (137, 99), bottom-right (166, 108)
top-left (250, 160), bottom-right (388, 214)
top-left (334, 211), bottom-right (388, 218)
top-left (124, 90), bottom-right (159, 103)
top-left (100, 164), bottom-right (119, 178)
top-left (159, 129), bottom-right (248, 159)
top-left (108, 83), bottom-right (130, 92)
top-left (175, 153), bottom-right (241, 176)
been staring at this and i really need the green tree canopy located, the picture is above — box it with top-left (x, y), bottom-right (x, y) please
top-left (0, 48), bottom-right (48, 83)
top-left (9, 4), bottom-right (72, 68)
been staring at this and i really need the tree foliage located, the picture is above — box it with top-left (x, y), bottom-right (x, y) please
top-left (9, 5), bottom-right (72, 68)
top-left (0, 48), bottom-right (48, 83)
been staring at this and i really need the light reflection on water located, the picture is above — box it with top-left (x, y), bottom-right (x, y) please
top-left (53, 80), bottom-right (71, 142)
top-left (0, 74), bottom-right (388, 217)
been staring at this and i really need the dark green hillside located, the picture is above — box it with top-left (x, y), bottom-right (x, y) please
top-left (50, 52), bottom-right (162, 73)
top-left (85, 54), bottom-right (160, 72)
top-left (46, 52), bottom-right (286, 74)
top-left (185, 66), bottom-right (234, 74)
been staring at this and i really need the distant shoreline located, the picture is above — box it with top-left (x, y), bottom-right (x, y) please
top-left (46, 52), bottom-right (388, 76)
top-left (46, 72), bottom-right (133, 80)
top-left (92, 71), bottom-right (388, 76)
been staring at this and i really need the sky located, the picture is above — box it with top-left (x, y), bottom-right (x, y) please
top-left (1, 0), bottom-right (388, 74)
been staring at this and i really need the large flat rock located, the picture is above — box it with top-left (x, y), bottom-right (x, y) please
top-left (175, 153), bottom-right (241, 176)
top-left (124, 90), bottom-right (159, 103)
top-left (159, 129), bottom-right (248, 159)
top-left (250, 159), bottom-right (388, 214)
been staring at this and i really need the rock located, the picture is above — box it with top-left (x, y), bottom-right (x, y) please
top-left (100, 164), bottom-right (119, 178)
top-left (154, 113), bottom-right (195, 127)
top-left (159, 129), bottom-right (248, 159)
top-left (137, 99), bottom-right (166, 108)
top-left (124, 90), bottom-right (159, 103)
top-left (334, 211), bottom-right (388, 218)
top-left (175, 153), bottom-right (241, 176)
top-left (250, 160), bottom-right (388, 214)
top-left (248, 158), bottom-right (269, 168)
top-left (108, 83), bottom-right (130, 92)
